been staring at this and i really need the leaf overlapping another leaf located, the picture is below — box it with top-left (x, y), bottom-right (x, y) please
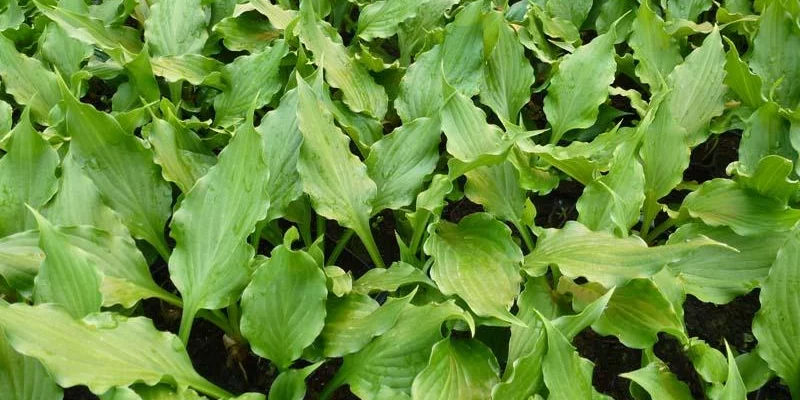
top-left (0, 0), bottom-right (797, 399)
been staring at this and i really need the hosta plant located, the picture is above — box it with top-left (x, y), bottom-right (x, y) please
top-left (0, 0), bottom-right (799, 399)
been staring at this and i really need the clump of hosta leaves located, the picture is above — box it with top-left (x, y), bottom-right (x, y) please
top-left (0, 0), bottom-right (799, 399)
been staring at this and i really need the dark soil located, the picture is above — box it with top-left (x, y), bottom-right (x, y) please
top-left (442, 197), bottom-right (483, 223)
top-left (533, 179), bottom-right (582, 229)
top-left (684, 132), bottom-right (742, 184)
top-left (654, 333), bottom-right (706, 399)
top-left (574, 329), bottom-right (641, 399)
top-left (684, 292), bottom-right (760, 353)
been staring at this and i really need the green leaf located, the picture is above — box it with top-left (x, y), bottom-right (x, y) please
top-left (0, 327), bottom-right (62, 400)
top-left (0, 0), bottom-right (24, 31)
top-left (752, 229), bottom-right (800, 397)
top-left (735, 352), bottom-right (774, 393)
top-left (495, 278), bottom-right (613, 400)
top-left (480, 11), bottom-right (534, 123)
top-left (214, 41), bottom-right (289, 127)
top-left (133, 384), bottom-right (208, 400)
top-left (687, 338), bottom-right (727, 384)
top-left (425, 213), bottom-right (524, 324)
top-left (507, 278), bottom-right (557, 363)
top-left (122, 46), bottom-right (161, 105)
top-left (257, 88), bottom-right (303, 222)
top-left (298, 0), bottom-right (387, 119)
top-left (532, 4), bottom-right (581, 44)
top-left (230, 394), bottom-right (265, 400)
top-left (41, 22), bottom-right (93, 80)
top-left (411, 337), bottom-right (500, 400)
top-left (366, 117), bottom-right (441, 212)
top-left (543, 27), bottom-right (617, 143)
top-left (440, 1), bottom-right (485, 96)
top-left (0, 109), bottom-right (59, 237)
top-left (546, 0), bottom-right (592, 28)
top-left (248, 0), bottom-right (297, 30)
top-left (518, 5), bottom-right (560, 63)
top-left (639, 95), bottom-right (690, 210)
top-left (396, 0), bottom-right (459, 59)
top-left (325, 96), bottom-right (384, 150)
top-left (723, 36), bottom-right (764, 108)
top-left (321, 292), bottom-right (414, 358)
top-left (295, 76), bottom-right (382, 267)
top-left (396, 46), bottom-right (445, 123)
top-left (734, 155), bottom-right (800, 205)
top-left (169, 117), bottom-right (270, 341)
top-left (0, 303), bottom-right (230, 398)
top-left (524, 221), bottom-right (727, 288)
top-left (240, 246), bottom-right (327, 370)
top-left (352, 262), bottom-right (435, 294)
top-left (324, 266), bottom-right (352, 297)
top-left (464, 161), bottom-right (527, 226)
top-left (0, 100), bottom-right (11, 141)
top-left (41, 150), bottom-right (127, 236)
top-left (665, 0), bottom-right (713, 21)
top-left (150, 55), bottom-right (225, 87)
top-left (664, 27), bottom-right (727, 146)
top-left (0, 34), bottom-right (60, 124)
top-left (508, 147), bottom-right (561, 194)
top-left (738, 102), bottom-right (794, 175)
top-left (734, 155), bottom-right (800, 204)
top-left (441, 90), bottom-right (506, 163)
top-left (144, 0), bottom-right (208, 56)
top-left (629, 2), bottom-right (683, 92)
top-left (750, 0), bottom-right (800, 109)
top-left (516, 127), bottom-right (621, 185)
top-left (494, 321), bottom-right (546, 398)
top-left (540, 311), bottom-right (595, 400)
top-left (35, 3), bottom-right (142, 60)
top-left (59, 80), bottom-right (172, 258)
top-left (268, 363), bottom-right (321, 400)
top-left (621, 360), bottom-right (694, 400)
top-left (576, 127), bottom-right (645, 236)
top-left (554, 288), bottom-right (616, 340)
top-left (666, 223), bottom-right (785, 304)
top-left (680, 178), bottom-right (800, 236)
top-left (595, 0), bottom-right (637, 38)
top-left (101, 387), bottom-right (144, 400)
top-left (357, 0), bottom-right (423, 41)
top-left (561, 278), bottom-right (686, 348)
top-left (328, 300), bottom-right (473, 399)
top-left (0, 225), bottom-right (177, 307)
top-left (213, 11), bottom-right (280, 53)
top-left (717, 343), bottom-right (746, 400)
top-left (29, 209), bottom-right (102, 319)
top-left (143, 116), bottom-right (215, 194)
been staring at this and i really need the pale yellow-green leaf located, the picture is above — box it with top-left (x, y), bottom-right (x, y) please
top-left (240, 246), bottom-right (327, 370)
top-left (524, 221), bottom-right (730, 288)
top-left (0, 109), bottom-right (59, 237)
top-left (30, 209), bottom-right (103, 319)
top-left (0, 225), bottom-right (177, 307)
top-left (60, 80), bottom-right (172, 258)
top-left (425, 213), bottom-right (524, 325)
top-left (752, 229), bottom-right (800, 397)
top-left (0, 303), bottom-right (230, 398)
top-left (0, 34), bottom-right (60, 124)
top-left (297, 1), bottom-right (387, 118)
top-left (169, 118), bottom-right (270, 340)
top-left (411, 337), bottom-right (500, 400)
top-left (0, 327), bottom-right (62, 400)
top-left (144, 0), bottom-right (208, 56)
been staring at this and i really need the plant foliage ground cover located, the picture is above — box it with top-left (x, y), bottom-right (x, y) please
top-left (0, 0), bottom-right (799, 399)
